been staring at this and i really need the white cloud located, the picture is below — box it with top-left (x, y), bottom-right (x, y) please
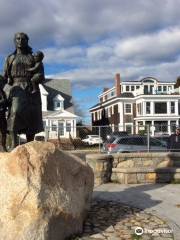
top-left (1, 0), bottom-right (180, 91)
top-left (1, 0), bottom-right (180, 51)
top-left (115, 27), bottom-right (180, 64)
top-left (43, 47), bottom-right (85, 64)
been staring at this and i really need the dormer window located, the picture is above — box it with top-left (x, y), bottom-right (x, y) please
top-left (56, 101), bottom-right (61, 108)
top-left (54, 100), bottom-right (64, 110)
top-left (53, 94), bottom-right (64, 110)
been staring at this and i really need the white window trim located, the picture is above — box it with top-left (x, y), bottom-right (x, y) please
top-left (154, 102), bottom-right (168, 115)
top-left (170, 101), bottom-right (175, 114)
top-left (126, 85), bottom-right (130, 92)
top-left (145, 102), bottom-right (151, 115)
top-left (108, 107), bottom-right (111, 117)
top-left (124, 103), bottom-right (132, 115)
top-left (99, 109), bottom-right (102, 119)
top-left (112, 105), bottom-right (114, 115)
top-left (92, 112), bottom-right (95, 121)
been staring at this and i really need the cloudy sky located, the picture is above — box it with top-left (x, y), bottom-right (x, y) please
top-left (0, 0), bottom-right (180, 123)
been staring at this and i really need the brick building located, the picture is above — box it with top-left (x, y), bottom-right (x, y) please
top-left (89, 74), bottom-right (180, 136)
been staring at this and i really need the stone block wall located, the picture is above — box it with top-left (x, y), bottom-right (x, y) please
top-left (86, 154), bottom-right (113, 186)
top-left (86, 152), bottom-right (180, 184)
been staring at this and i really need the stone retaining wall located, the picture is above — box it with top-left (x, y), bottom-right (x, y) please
top-left (86, 154), bottom-right (113, 186)
top-left (86, 152), bottom-right (180, 184)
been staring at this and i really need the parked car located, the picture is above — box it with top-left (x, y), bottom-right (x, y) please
top-left (106, 131), bottom-right (128, 141)
top-left (154, 135), bottom-right (170, 145)
top-left (82, 135), bottom-right (103, 145)
top-left (103, 135), bottom-right (167, 153)
top-left (102, 132), bottom-right (128, 152)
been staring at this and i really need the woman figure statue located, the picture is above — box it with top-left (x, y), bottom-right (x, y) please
top-left (3, 32), bottom-right (44, 149)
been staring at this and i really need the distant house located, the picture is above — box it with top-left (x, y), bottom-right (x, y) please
top-left (89, 73), bottom-right (180, 136)
top-left (36, 78), bottom-right (78, 139)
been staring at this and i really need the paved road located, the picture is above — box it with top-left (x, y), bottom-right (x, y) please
top-left (93, 183), bottom-right (180, 239)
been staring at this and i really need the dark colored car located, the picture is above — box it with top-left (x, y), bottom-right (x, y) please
top-left (154, 135), bottom-right (170, 145)
top-left (106, 131), bottom-right (128, 142)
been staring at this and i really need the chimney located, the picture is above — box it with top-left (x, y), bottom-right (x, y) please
top-left (115, 73), bottom-right (121, 96)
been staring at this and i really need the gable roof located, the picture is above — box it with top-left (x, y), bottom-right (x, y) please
top-left (43, 78), bottom-right (74, 113)
top-left (53, 94), bottom-right (64, 101)
top-left (46, 109), bottom-right (78, 119)
top-left (44, 78), bottom-right (71, 95)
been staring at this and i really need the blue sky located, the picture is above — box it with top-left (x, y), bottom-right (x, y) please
top-left (0, 0), bottom-right (180, 123)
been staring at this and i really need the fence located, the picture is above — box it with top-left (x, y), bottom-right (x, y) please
top-left (30, 124), bottom-right (180, 152)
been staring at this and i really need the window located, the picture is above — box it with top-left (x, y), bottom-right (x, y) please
top-left (171, 102), bottom-right (175, 114)
top-left (163, 86), bottom-right (167, 92)
top-left (117, 137), bottom-right (145, 145)
top-left (66, 122), bottom-right (71, 132)
top-left (150, 138), bottom-right (162, 147)
top-left (170, 121), bottom-right (176, 132)
top-left (131, 86), bottom-right (135, 91)
top-left (126, 86), bottom-right (130, 91)
top-left (154, 121), bottom-right (168, 133)
top-left (54, 100), bottom-right (63, 109)
top-left (58, 122), bottom-right (64, 136)
top-left (158, 86), bottom-right (161, 92)
top-left (155, 102), bottom-right (167, 114)
top-left (146, 102), bottom-right (151, 114)
top-left (52, 121), bottom-right (57, 131)
top-left (117, 138), bottom-right (129, 144)
top-left (144, 85), bottom-right (149, 94)
top-left (125, 103), bottom-right (132, 114)
top-left (136, 86), bottom-right (140, 89)
top-left (111, 91), bottom-right (115, 97)
top-left (125, 125), bottom-right (132, 134)
top-left (129, 137), bottom-right (145, 145)
top-left (43, 120), bottom-right (46, 128)
top-left (143, 79), bottom-right (154, 83)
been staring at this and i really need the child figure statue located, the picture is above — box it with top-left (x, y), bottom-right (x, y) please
top-left (27, 51), bottom-right (45, 93)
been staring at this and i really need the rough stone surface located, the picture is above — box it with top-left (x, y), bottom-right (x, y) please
top-left (71, 200), bottom-right (174, 240)
top-left (86, 154), bottom-right (113, 187)
top-left (84, 152), bottom-right (180, 185)
top-left (112, 152), bottom-right (180, 184)
top-left (0, 141), bottom-right (94, 240)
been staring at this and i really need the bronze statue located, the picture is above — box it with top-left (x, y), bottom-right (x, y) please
top-left (0, 85), bottom-right (8, 152)
top-left (3, 32), bottom-right (44, 150)
top-left (27, 51), bottom-right (45, 93)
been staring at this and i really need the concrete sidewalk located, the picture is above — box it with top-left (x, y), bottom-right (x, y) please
top-left (93, 183), bottom-right (180, 239)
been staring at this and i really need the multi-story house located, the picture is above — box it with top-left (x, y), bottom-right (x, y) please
top-left (35, 78), bottom-right (78, 139)
top-left (89, 74), bottom-right (180, 136)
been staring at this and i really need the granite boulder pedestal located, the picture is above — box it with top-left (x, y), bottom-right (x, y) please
top-left (0, 141), bottom-right (94, 240)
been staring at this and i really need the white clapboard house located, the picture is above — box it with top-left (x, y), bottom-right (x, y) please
top-left (36, 78), bottom-right (78, 139)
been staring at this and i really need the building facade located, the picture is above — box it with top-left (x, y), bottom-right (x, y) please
top-left (90, 74), bottom-right (180, 136)
top-left (35, 78), bottom-right (78, 139)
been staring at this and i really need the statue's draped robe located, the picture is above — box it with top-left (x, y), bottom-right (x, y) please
top-left (3, 53), bottom-right (43, 134)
